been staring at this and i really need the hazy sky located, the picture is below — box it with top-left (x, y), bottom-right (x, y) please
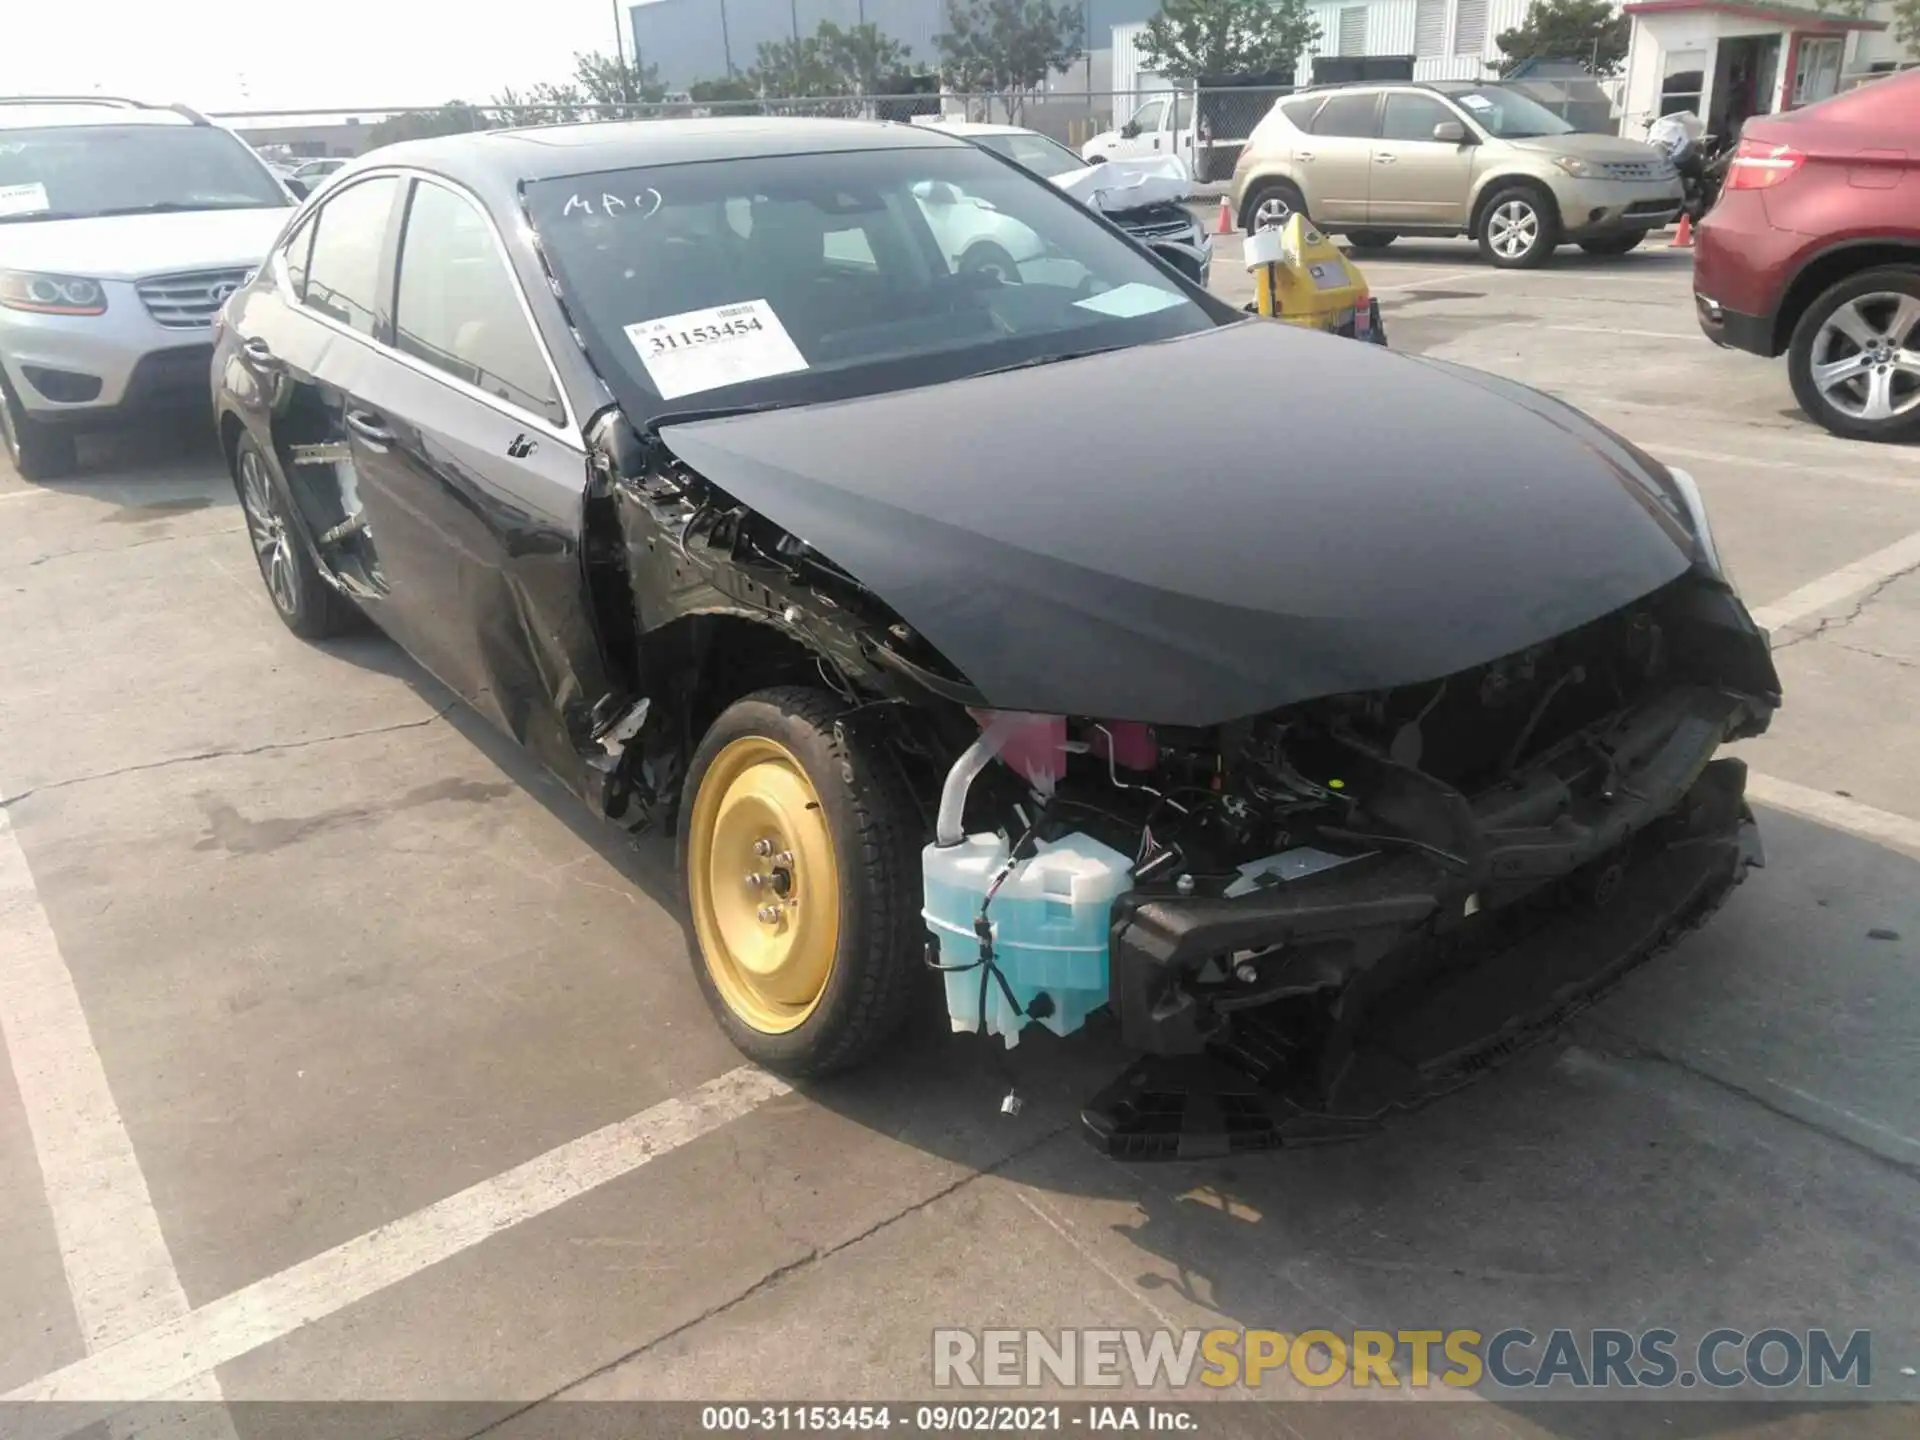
top-left (1, 0), bottom-right (639, 117)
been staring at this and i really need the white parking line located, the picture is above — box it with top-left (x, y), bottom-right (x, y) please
top-left (1745, 773), bottom-right (1920, 862)
top-left (5, 1064), bottom-right (791, 1406)
top-left (1750, 528), bottom-right (1920, 632)
top-left (1547, 324), bottom-right (1696, 340)
top-left (0, 802), bottom-right (236, 1435)
top-left (1377, 270), bottom-right (1480, 293)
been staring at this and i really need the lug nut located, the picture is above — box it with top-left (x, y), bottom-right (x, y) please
top-left (745, 873), bottom-right (763, 888)
top-left (1234, 961), bottom-right (1258, 984)
top-left (757, 904), bottom-right (781, 924)
top-left (753, 838), bottom-right (773, 857)
top-left (772, 850), bottom-right (794, 867)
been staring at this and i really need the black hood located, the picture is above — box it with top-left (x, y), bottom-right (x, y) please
top-left (659, 321), bottom-right (1702, 726)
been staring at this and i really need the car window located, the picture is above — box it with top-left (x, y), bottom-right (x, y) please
top-left (1441, 85), bottom-right (1575, 137)
top-left (1174, 94), bottom-right (1193, 131)
top-left (1379, 93), bottom-right (1458, 142)
top-left (1279, 96), bottom-right (1324, 130)
top-left (304, 176), bottom-right (397, 337)
top-left (393, 180), bottom-right (564, 426)
top-left (525, 145), bottom-right (1223, 423)
top-left (1311, 93), bottom-right (1380, 138)
top-left (1128, 98), bottom-right (1168, 133)
top-left (975, 132), bottom-right (1087, 180)
top-left (0, 124), bottom-right (289, 223)
top-left (282, 212), bottom-right (317, 299)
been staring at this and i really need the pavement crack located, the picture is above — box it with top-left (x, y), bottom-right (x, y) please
top-left (16, 525), bottom-right (246, 569)
top-left (1830, 640), bottom-right (1920, 670)
top-left (1771, 561), bottom-right (1920, 652)
top-left (6, 703), bottom-right (458, 802)
top-left (462, 1118), bottom-right (1075, 1435)
top-left (1581, 1020), bottom-right (1920, 1183)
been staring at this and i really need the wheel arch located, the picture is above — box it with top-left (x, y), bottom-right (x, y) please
top-left (1238, 170), bottom-right (1306, 232)
top-left (1771, 239), bottom-right (1920, 357)
top-left (1469, 173), bottom-right (1558, 241)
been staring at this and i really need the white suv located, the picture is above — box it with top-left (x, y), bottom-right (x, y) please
top-left (0, 98), bottom-right (295, 479)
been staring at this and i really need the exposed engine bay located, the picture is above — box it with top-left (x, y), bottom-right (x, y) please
top-left (592, 408), bottom-right (1778, 1157)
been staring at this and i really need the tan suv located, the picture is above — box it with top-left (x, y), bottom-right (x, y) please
top-left (1230, 82), bottom-right (1684, 269)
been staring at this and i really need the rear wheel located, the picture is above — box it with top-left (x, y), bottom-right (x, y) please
top-left (959, 241), bottom-right (1021, 285)
top-left (234, 432), bottom-right (359, 638)
top-left (1478, 183), bottom-right (1559, 269)
top-left (1346, 230), bottom-right (1397, 250)
top-left (0, 380), bottom-right (78, 481)
top-left (679, 686), bottom-right (926, 1077)
top-left (1787, 267), bottom-right (1920, 444)
top-left (1579, 231), bottom-right (1647, 257)
top-left (1242, 179), bottom-right (1306, 234)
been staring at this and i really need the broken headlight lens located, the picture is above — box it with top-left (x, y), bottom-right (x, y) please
top-left (0, 271), bottom-right (108, 317)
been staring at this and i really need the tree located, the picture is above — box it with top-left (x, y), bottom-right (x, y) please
top-left (1494, 0), bottom-right (1630, 76)
top-left (750, 35), bottom-right (846, 98)
top-left (689, 75), bottom-right (760, 111)
top-left (489, 82), bottom-right (591, 126)
top-left (570, 49), bottom-right (668, 114)
top-left (366, 102), bottom-right (486, 149)
top-left (935, 0), bottom-right (1085, 119)
top-left (818, 20), bottom-right (915, 94)
top-left (1815, 0), bottom-right (1920, 54)
top-left (1138, 0), bottom-right (1320, 83)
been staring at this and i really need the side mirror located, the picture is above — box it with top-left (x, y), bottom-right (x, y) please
top-left (1120, 122), bottom-right (1139, 138)
top-left (1432, 120), bottom-right (1469, 144)
top-left (913, 179), bottom-right (961, 206)
top-left (284, 177), bottom-right (311, 200)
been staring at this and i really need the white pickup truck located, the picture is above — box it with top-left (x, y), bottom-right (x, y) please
top-left (1080, 92), bottom-right (1198, 169)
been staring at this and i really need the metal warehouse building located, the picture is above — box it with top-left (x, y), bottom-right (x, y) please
top-left (628, 0), bottom-right (1163, 89)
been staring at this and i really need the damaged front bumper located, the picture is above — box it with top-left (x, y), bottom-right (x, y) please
top-left (1086, 684), bottom-right (1765, 1158)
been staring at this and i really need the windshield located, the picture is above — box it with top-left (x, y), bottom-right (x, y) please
top-left (972, 131), bottom-right (1089, 180)
top-left (526, 144), bottom-right (1225, 423)
top-left (1442, 86), bottom-right (1576, 139)
top-left (0, 125), bottom-right (289, 222)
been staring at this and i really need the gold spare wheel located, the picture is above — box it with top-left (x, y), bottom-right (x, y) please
top-left (687, 735), bottom-right (842, 1033)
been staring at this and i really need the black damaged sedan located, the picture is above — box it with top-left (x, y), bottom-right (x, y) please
top-left (212, 118), bottom-right (1780, 1157)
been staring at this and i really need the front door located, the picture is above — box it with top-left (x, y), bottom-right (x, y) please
top-left (1295, 90), bottom-right (1380, 224)
top-left (1118, 97), bottom-right (1169, 158)
top-left (1367, 92), bottom-right (1478, 227)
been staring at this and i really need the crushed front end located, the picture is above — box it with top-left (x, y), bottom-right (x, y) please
top-left (921, 573), bottom-right (1778, 1158)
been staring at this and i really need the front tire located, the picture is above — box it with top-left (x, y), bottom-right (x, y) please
top-left (959, 241), bottom-right (1021, 285)
top-left (233, 432), bottom-right (358, 638)
top-left (679, 686), bottom-right (926, 1077)
top-left (1241, 179), bottom-right (1307, 234)
top-left (0, 382), bottom-right (78, 481)
top-left (1787, 266), bottom-right (1920, 443)
top-left (1579, 231), bottom-right (1647, 257)
top-left (1478, 183), bottom-right (1559, 268)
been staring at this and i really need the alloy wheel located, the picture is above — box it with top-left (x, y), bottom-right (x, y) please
top-left (1809, 292), bottom-right (1920, 425)
top-left (238, 447), bottom-right (299, 616)
top-left (1254, 194), bottom-right (1294, 231)
top-left (1488, 200), bottom-right (1540, 261)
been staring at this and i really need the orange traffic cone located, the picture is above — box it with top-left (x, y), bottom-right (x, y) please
top-left (1215, 196), bottom-right (1235, 236)
top-left (1672, 214), bottom-right (1694, 249)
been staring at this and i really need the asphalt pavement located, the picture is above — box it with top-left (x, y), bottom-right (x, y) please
top-left (2, 236), bottom-right (1918, 1437)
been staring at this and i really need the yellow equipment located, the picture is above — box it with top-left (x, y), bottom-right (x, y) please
top-left (1243, 214), bottom-right (1387, 345)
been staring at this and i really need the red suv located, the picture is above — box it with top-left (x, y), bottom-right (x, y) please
top-left (1693, 69), bottom-right (1919, 443)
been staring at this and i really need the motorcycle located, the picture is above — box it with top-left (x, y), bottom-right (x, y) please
top-left (1646, 111), bottom-right (1732, 223)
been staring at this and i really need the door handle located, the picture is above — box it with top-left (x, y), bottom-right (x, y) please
top-left (1374, 154), bottom-right (1398, 164)
top-left (344, 410), bottom-right (394, 446)
top-left (242, 337), bottom-right (280, 368)
top-left (1297, 151), bottom-right (1315, 162)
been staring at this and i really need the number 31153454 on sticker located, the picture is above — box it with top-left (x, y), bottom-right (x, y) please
top-left (622, 298), bottom-right (808, 400)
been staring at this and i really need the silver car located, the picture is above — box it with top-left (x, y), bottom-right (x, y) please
top-left (1231, 82), bottom-right (1684, 268)
top-left (0, 97), bottom-right (294, 479)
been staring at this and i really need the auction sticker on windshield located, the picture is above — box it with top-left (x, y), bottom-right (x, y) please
top-left (0, 182), bottom-right (51, 218)
top-left (624, 299), bottom-right (808, 399)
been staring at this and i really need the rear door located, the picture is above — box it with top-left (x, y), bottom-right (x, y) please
top-left (1297, 90), bottom-right (1381, 223)
top-left (1368, 92), bottom-right (1477, 227)
top-left (344, 175), bottom-right (606, 773)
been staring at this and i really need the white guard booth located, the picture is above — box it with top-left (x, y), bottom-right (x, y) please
top-left (1618, 0), bottom-right (1888, 143)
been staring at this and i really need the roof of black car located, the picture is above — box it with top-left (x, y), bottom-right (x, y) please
top-left (367, 116), bottom-right (967, 188)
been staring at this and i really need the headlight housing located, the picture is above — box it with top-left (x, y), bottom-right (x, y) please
top-left (0, 270), bottom-right (108, 316)
top-left (1668, 465), bottom-right (1740, 594)
top-left (1551, 155), bottom-right (1600, 179)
